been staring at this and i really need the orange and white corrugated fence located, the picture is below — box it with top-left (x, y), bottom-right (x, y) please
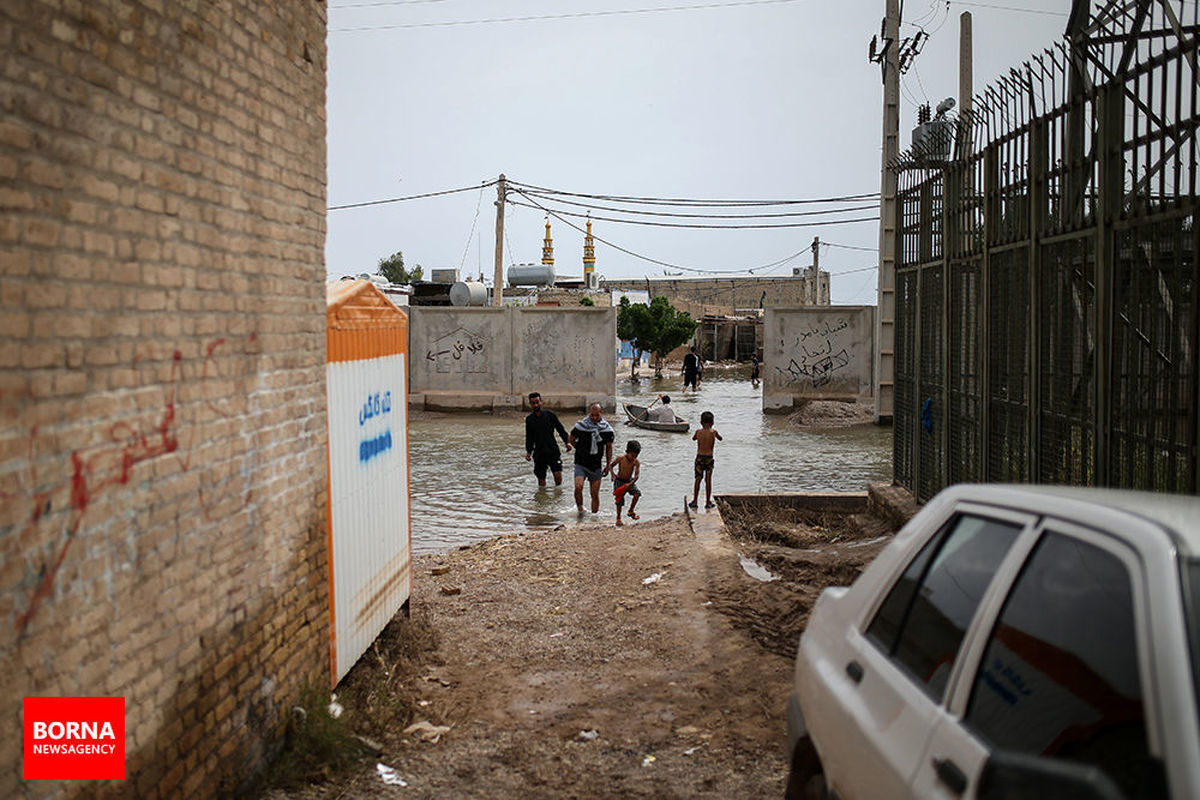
top-left (325, 280), bottom-right (412, 684)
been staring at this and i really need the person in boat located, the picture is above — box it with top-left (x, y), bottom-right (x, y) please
top-left (524, 392), bottom-right (572, 487)
top-left (607, 440), bottom-right (642, 526)
top-left (568, 403), bottom-right (615, 514)
top-left (651, 395), bottom-right (677, 424)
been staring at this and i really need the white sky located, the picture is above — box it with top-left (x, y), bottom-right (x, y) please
top-left (324, 0), bottom-right (1073, 303)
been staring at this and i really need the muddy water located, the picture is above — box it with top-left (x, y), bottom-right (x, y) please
top-left (408, 369), bottom-right (893, 554)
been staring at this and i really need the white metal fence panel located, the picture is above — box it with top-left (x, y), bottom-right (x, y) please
top-left (326, 352), bottom-right (410, 682)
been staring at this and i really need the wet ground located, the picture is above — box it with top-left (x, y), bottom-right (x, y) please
top-left (408, 367), bottom-right (893, 554)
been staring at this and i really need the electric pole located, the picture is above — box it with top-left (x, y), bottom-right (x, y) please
top-left (810, 236), bottom-right (820, 305)
top-left (492, 174), bottom-right (506, 307)
top-left (874, 0), bottom-right (900, 424)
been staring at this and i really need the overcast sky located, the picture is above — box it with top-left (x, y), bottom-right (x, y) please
top-left (324, 0), bottom-right (1073, 302)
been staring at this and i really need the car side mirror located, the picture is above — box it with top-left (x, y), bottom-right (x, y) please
top-left (977, 750), bottom-right (1125, 800)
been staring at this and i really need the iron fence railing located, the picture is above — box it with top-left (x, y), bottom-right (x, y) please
top-left (893, 0), bottom-right (1199, 500)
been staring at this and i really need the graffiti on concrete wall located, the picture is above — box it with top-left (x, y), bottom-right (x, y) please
top-left (775, 317), bottom-right (853, 388)
top-left (3, 334), bottom-right (261, 636)
top-left (426, 327), bottom-right (489, 374)
top-left (520, 317), bottom-right (599, 384)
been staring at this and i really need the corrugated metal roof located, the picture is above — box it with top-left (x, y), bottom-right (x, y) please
top-left (326, 280), bottom-right (407, 362)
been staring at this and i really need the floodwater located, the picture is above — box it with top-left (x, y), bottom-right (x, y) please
top-left (408, 368), bottom-right (893, 554)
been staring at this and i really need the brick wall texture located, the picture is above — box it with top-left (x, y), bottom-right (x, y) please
top-left (0, 1), bottom-right (330, 797)
top-left (604, 275), bottom-right (830, 312)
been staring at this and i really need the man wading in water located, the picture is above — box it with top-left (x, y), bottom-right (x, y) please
top-left (524, 391), bottom-right (571, 487)
top-left (568, 403), bottom-right (615, 515)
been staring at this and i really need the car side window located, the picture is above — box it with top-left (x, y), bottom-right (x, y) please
top-left (866, 514), bottom-right (1022, 700)
top-left (964, 532), bottom-right (1165, 799)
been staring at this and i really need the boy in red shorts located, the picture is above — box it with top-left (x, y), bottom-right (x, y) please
top-left (608, 440), bottom-right (642, 526)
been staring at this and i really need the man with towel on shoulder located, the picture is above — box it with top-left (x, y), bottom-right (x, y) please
top-left (568, 402), bottom-right (615, 515)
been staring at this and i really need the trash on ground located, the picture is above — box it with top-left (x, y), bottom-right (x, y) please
top-left (376, 763), bottom-right (408, 786)
top-left (641, 754), bottom-right (657, 767)
top-left (642, 572), bottom-right (664, 585)
top-left (683, 746), bottom-right (700, 756)
top-left (355, 734), bottom-right (384, 756)
top-left (577, 729), bottom-right (599, 741)
top-left (431, 566), bottom-right (451, 575)
top-left (327, 693), bottom-right (344, 719)
top-left (737, 553), bottom-right (779, 583)
top-left (440, 585), bottom-right (462, 596)
top-left (403, 720), bottom-right (451, 743)
top-left (675, 725), bottom-right (701, 735)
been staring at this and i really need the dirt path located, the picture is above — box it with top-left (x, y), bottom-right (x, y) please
top-left (268, 506), bottom-right (893, 799)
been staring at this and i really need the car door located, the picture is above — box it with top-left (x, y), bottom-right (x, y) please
top-left (818, 507), bottom-right (1029, 800)
top-left (912, 520), bottom-right (1168, 800)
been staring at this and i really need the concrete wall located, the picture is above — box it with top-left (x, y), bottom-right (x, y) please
top-left (1, 2), bottom-right (329, 797)
top-left (408, 307), bottom-right (616, 411)
top-left (764, 307), bottom-right (875, 412)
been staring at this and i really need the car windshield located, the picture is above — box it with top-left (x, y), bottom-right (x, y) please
top-left (1186, 559), bottom-right (1200, 731)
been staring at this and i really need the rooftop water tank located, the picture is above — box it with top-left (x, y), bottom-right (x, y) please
top-left (507, 263), bottom-right (556, 287)
top-left (449, 281), bottom-right (488, 307)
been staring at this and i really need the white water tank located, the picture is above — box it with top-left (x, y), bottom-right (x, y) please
top-left (507, 263), bottom-right (556, 287)
top-left (449, 281), bottom-right (488, 307)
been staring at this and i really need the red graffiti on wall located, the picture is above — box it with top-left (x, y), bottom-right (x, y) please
top-left (7, 335), bottom-right (259, 637)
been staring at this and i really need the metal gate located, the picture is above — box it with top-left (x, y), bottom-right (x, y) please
top-left (894, 0), bottom-right (1199, 500)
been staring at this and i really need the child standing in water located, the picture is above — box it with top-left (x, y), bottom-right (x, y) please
top-left (608, 440), bottom-right (642, 526)
top-left (689, 411), bottom-right (722, 510)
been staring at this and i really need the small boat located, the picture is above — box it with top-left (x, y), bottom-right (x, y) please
top-left (623, 403), bottom-right (690, 433)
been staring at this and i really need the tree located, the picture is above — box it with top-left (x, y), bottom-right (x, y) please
top-left (376, 251), bottom-right (423, 284)
top-left (617, 296), bottom-right (697, 379)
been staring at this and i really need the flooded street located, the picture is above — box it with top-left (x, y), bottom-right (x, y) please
top-left (408, 369), bottom-right (893, 554)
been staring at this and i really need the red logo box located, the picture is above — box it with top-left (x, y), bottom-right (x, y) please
top-left (24, 697), bottom-right (125, 780)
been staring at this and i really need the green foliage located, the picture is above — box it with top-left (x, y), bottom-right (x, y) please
top-left (579, 296), bottom-right (595, 306)
top-left (377, 251), bottom-right (423, 284)
top-left (261, 685), bottom-right (367, 791)
top-left (617, 296), bottom-right (697, 377)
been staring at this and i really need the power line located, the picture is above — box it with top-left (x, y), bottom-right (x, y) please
top-left (951, 1), bottom-right (1069, 16)
top-left (824, 241), bottom-right (878, 252)
top-left (456, 182), bottom-right (486, 274)
top-left (508, 179), bottom-right (878, 207)
top-left (509, 195), bottom-right (880, 230)
top-left (514, 188), bottom-right (880, 221)
top-left (332, 0), bottom-right (452, 8)
top-left (518, 195), bottom-right (811, 275)
top-left (328, 181), bottom-right (496, 211)
top-left (508, 190), bottom-right (883, 231)
top-left (329, 0), bottom-right (810, 32)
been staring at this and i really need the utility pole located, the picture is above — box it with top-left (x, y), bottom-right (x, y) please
top-left (959, 12), bottom-right (973, 127)
top-left (874, 0), bottom-right (900, 424)
top-left (809, 236), bottom-right (820, 304)
top-left (492, 174), bottom-right (506, 307)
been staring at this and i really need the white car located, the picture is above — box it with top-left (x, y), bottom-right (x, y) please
top-left (787, 484), bottom-right (1200, 800)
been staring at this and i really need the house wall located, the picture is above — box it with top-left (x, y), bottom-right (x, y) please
top-left (604, 275), bottom-right (828, 312)
top-left (0, 2), bottom-right (329, 796)
top-left (408, 307), bottom-right (616, 411)
top-left (763, 307), bottom-right (875, 412)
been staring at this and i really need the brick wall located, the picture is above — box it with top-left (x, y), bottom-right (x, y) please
top-left (603, 275), bottom-right (829, 312)
top-left (0, 1), bottom-right (329, 796)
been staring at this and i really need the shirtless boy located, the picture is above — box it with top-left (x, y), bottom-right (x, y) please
top-left (607, 440), bottom-right (642, 526)
top-left (689, 411), bottom-right (722, 510)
